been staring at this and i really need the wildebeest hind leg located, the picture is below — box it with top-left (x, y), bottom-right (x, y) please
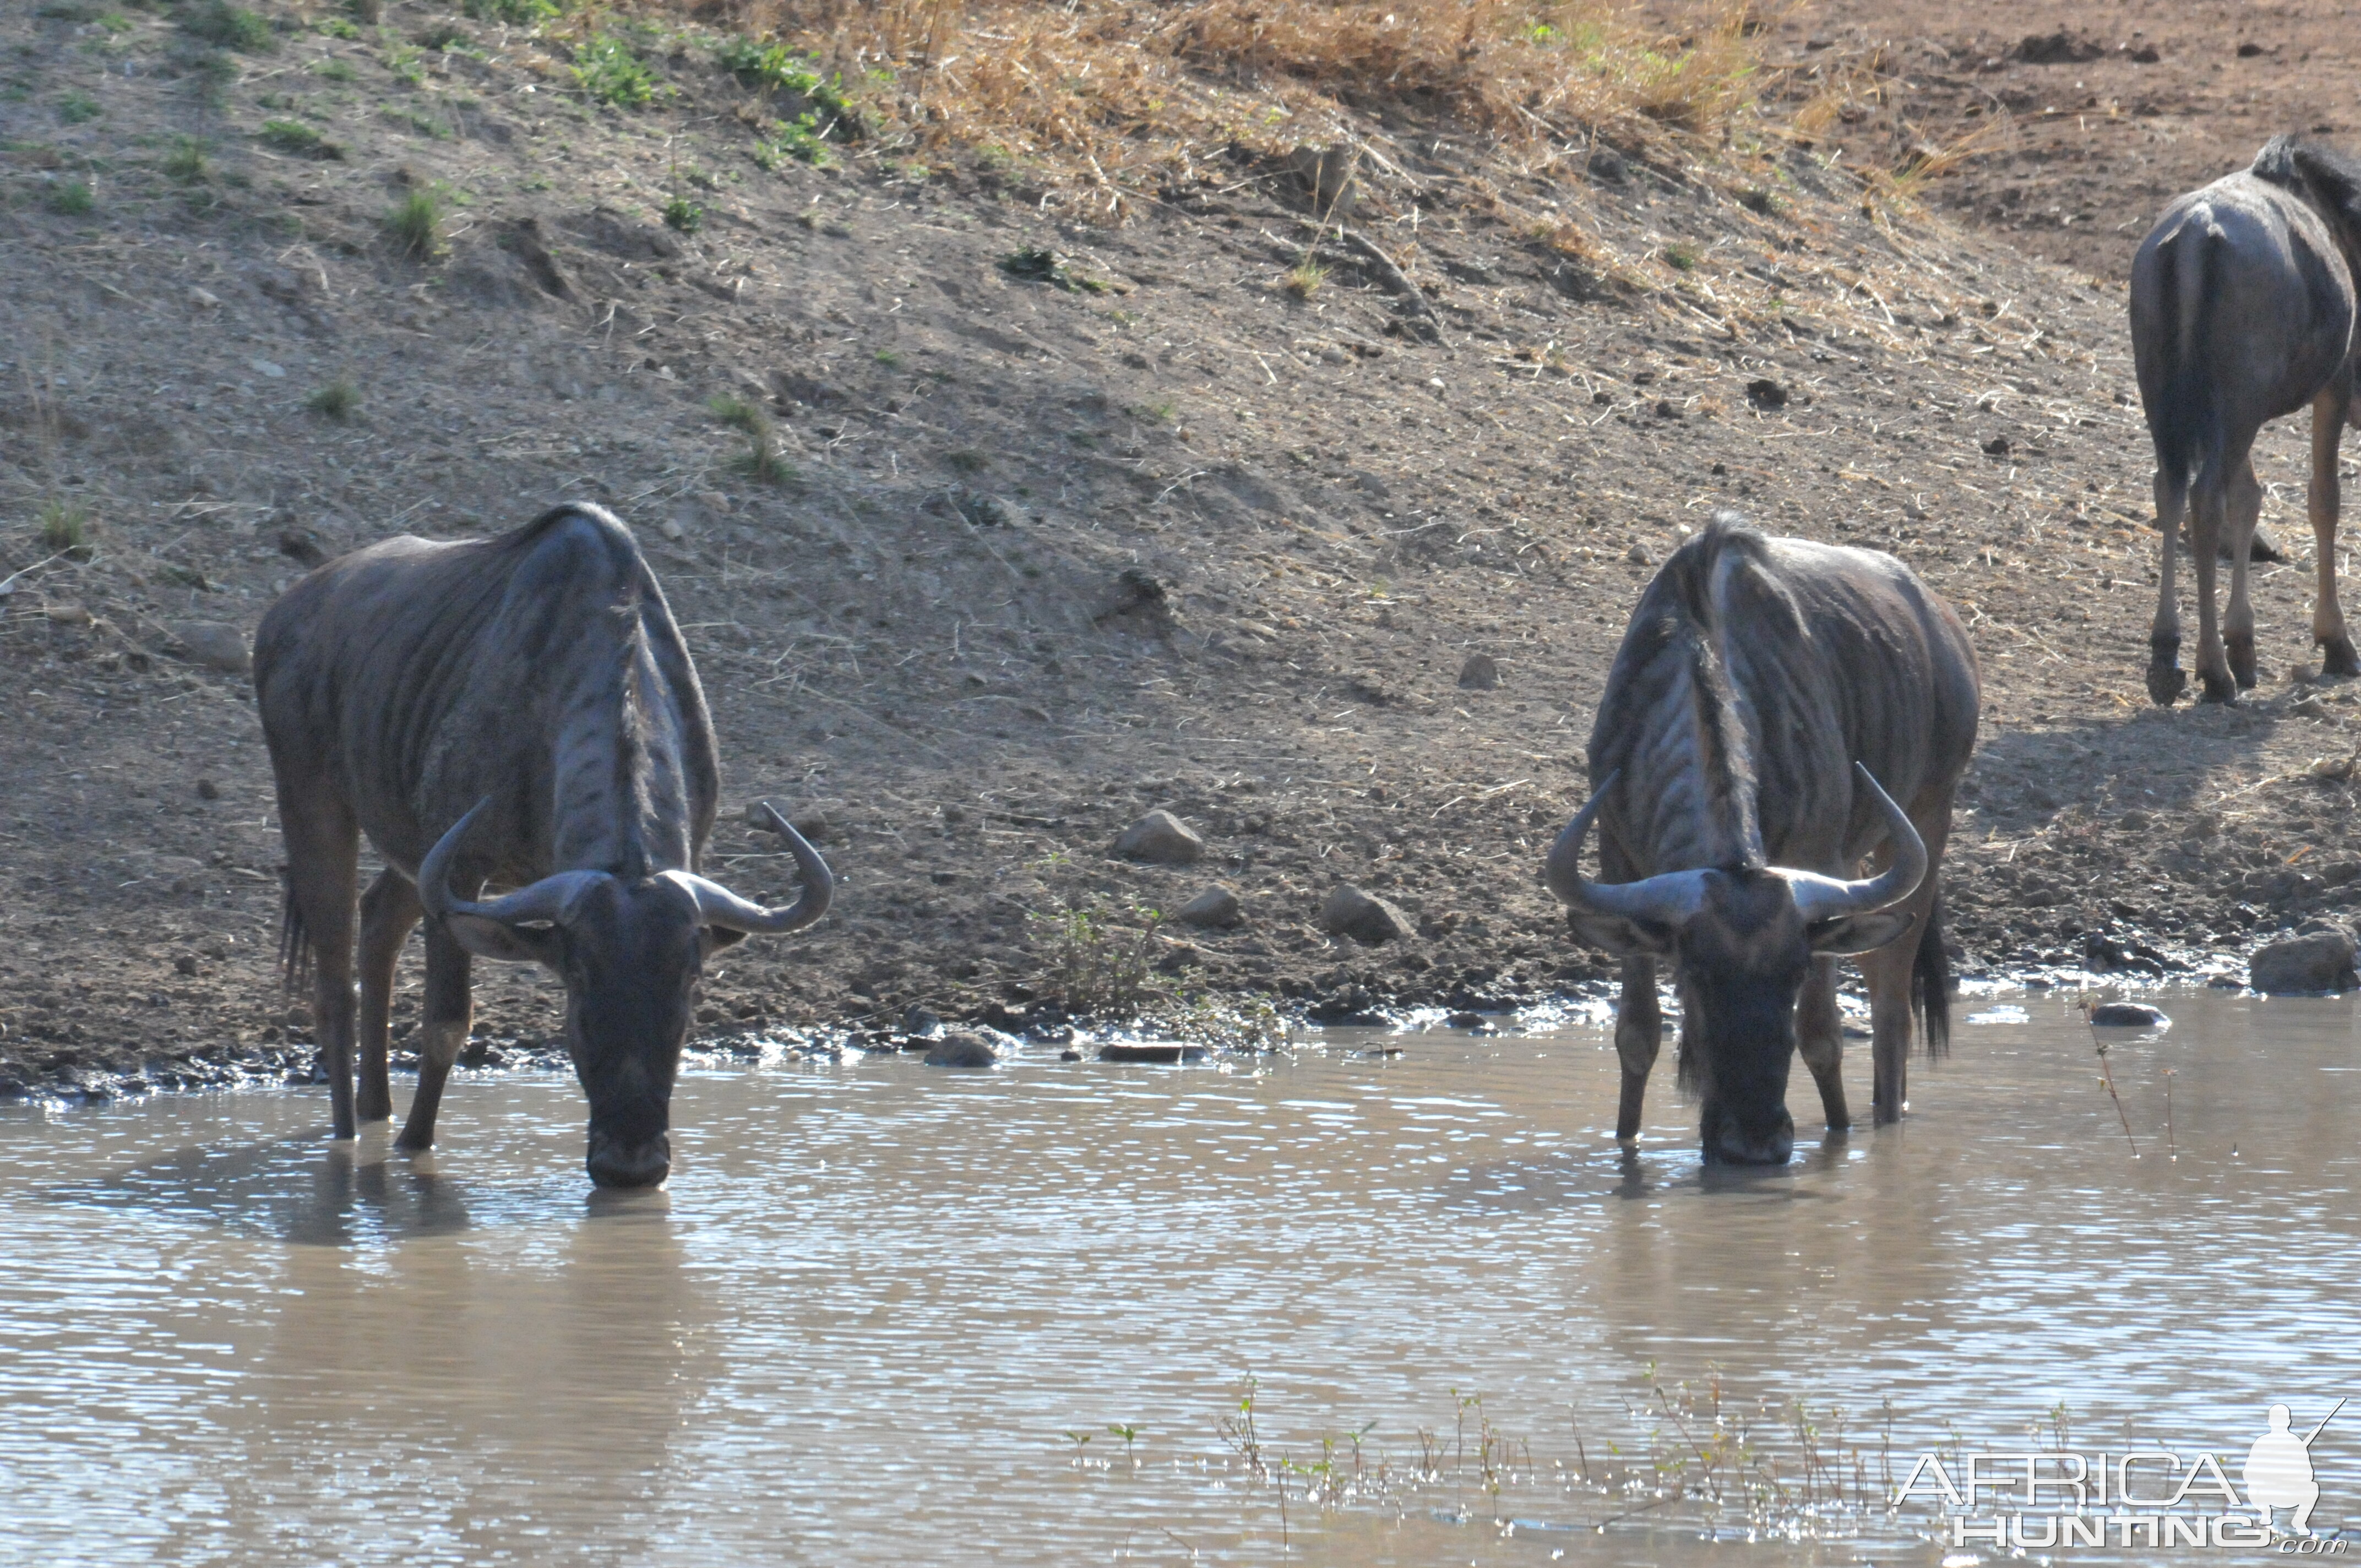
top-left (1613, 956), bottom-right (1661, 1140)
top-left (2311, 383), bottom-right (2358, 674)
top-left (354, 868), bottom-right (420, 1124)
top-left (2190, 462), bottom-right (2238, 703)
top-left (396, 922), bottom-right (474, 1153)
top-left (279, 788), bottom-right (361, 1140)
top-left (2148, 467), bottom-right (2190, 704)
top-left (2224, 450), bottom-right (2262, 689)
top-left (1795, 956), bottom-right (1849, 1131)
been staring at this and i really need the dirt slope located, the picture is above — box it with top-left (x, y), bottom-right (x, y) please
top-left (6, 1), bottom-right (2361, 1097)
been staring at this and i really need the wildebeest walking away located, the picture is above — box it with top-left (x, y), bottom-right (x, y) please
top-left (1547, 516), bottom-right (1979, 1164)
top-left (2131, 135), bottom-right (2361, 704)
top-left (254, 503), bottom-right (832, 1187)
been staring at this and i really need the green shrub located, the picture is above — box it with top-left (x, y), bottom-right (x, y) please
top-left (37, 498), bottom-right (93, 556)
top-left (463, 0), bottom-right (556, 22)
top-left (661, 194), bottom-right (702, 233)
top-left (386, 186), bottom-right (443, 259)
top-left (48, 180), bottom-right (94, 216)
top-left (57, 91), bottom-right (100, 124)
top-left (572, 34), bottom-right (655, 108)
top-left (307, 375), bottom-right (360, 421)
top-left (259, 118), bottom-right (341, 158)
top-left (181, 0), bottom-right (274, 52)
top-left (162, 137), bottom-right (208, 182)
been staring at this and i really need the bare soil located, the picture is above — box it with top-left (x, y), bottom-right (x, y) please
top-left (7, 0), bottom-right (2361, 1099)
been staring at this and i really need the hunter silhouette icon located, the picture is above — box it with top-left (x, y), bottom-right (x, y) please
top-left (2244, 1398), bottom-right (2343, 1533)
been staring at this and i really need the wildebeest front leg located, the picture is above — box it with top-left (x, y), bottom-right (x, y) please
top-left (1794, 956), bottom-right (1849, 1131)
top-left (278, 788), bottom-right (361, 1140)
top-left (2224, 450), bottom-right (2263, 690)
top-left (2311, 383), bottom-right (2358, 675)
top-left (395, 921), bottom-right (474, 1153)
top-left (1613, 956), bottom-right (1661, 1140)
top-left (2148, 466), bottom-right (2189, 704)
top-left (355, 868), bottom-right (421, 1124)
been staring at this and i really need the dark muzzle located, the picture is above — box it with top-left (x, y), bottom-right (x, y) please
top-left (1704, 1103), bottom-right (1795, 1166)
top-left (585, 1128), bottom-right (672, 1189)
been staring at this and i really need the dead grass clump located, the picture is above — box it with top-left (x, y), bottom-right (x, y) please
top-left (709, 394), bottom-right (793, 483)
top-left (673, 1), bottom-right (1769, 202)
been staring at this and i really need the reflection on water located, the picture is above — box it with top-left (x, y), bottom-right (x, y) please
top-left (1, 990), bottom-right (2356, 1565)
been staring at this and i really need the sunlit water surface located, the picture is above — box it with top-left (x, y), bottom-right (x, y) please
top-left (3, 990), bottom-right (2357, 1566)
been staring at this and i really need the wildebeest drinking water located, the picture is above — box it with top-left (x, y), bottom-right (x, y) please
top-left (254, 503), bottom-right (833, 1187)
top-left (1547, 516), bottom-right (1978, 1163)
top-left (2131, 135), bottom-right (2361, 704)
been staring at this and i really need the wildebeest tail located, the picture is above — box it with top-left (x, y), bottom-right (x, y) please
top-left (2141, 224), bottom-right (2219, 496)
top-left (278, 872), bottom-right (314, 993)
top-left (1913, 880), bottom-right (1950, 1060)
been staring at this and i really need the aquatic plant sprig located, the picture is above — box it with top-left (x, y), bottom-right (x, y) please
top-left (2080, 999), bottom-right (2140, 1156)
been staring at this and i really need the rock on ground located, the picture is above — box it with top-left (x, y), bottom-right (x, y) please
top-left (1114, 809), bottom-right (1204, 865)
top-left (923, 1030), bottom-right (1006, 1066)
top-left (166, 622), bottom-right (252, 675)
top-left (2248, 930), bottom-right (2358, 994)
top-left (1173, 884), bottom-right (1242, 928)
top-left (1321, 884), bottom-right (1416, 945)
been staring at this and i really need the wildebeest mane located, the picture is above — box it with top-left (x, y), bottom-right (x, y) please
top-left (2253, 135), bottom-right (2361, 255)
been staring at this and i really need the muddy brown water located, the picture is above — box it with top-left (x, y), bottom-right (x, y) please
top-left (3, 991), bottom-right (2356, 1566)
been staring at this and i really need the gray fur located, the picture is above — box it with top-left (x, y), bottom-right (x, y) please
top-left (2131, 136), bottom-right (2361, 704)
top-left (254, 503), bottom-right (826, 1185)
top-left (1569, 515), bottom-right (1979, 1161)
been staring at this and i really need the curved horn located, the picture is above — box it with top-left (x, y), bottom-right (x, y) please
top-left (417, 796), bottom-right (607, 929)
top-left (1543, 770), bottom-right (1712, 924)
top-left (674, 802), bottom-right (834, 935)
top-left (1779, 761), bottom-right (1928, 921)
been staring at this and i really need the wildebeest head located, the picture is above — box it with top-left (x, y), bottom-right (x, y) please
top-left (418, 799), bottom-right (832, 1188)
top-left (1546, 763), bottom-right (1924, 1165)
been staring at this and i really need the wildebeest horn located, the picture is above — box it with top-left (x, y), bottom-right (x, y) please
top-left (1544, 770), bottom-right (1713, 924)
top-left (671, 802), bottom-right (834, 934)
top-left (1776, 762), bottom-right (1927, 921)
top-left (418, 796), bottom-right (608, 928)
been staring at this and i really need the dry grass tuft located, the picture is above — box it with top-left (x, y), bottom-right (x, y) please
top-left (665, 1), bottom-right (1770, 207)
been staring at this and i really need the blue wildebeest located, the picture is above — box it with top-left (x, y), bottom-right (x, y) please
top-left (1546, 517), bottom-right (1979, 1164)
top-left (2131, 135), bottom-right (2361, 704)
top-left (254, 503), bottom-right (831, 1186)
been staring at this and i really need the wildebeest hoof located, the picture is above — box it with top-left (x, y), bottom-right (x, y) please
top-left (2198, 669), bottom-right (2239, 704)
top-left (2145, 662), bottom-right (2186, 705)
top-left (2322, 636), bottom-right (2361, 678)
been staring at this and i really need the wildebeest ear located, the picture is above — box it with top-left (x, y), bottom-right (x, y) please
top-left (701, 927), bottom-right (750, 955)
top-left (1565, 910), bottom-right (1673, 956)
top-left (1807, 910), bottom-right (1915, 957)
top-left (441, 913), bottom-right (563, 966)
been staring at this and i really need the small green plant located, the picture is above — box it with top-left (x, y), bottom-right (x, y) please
top-left (944, 448), bottom-right (987, 473)
top-left (307, 375), bottom-right (360, 422)
top-left (259, 118), bottom-right (341, 158)
top-left (415, 21), bottom-right (469, 50)
top-left (1107, 1424), bottom-right (1142, 1469)
top-left (572, 33), bottom-right (655, 108)
top-left (162, 136), bottom-right (208, 182)
top-left (1042, 900), bottom-right (1161, 1019)
top-left (37, 498), bottom-right (93, 556)
top-left (382, 39), bottom-right (425, 87)
top-left (344, 0), bottom-right (381, 20)
top-left (661, 194), bottom-right (703, 233)
top-left (753, 111), bottom-right (833, 168)
top-left (47, 180), bottom-right (94, 216)
top-left (313, 15), bottom-right (360, 39)
top-left (1283, 258), bottom-right (1325, 299)
top-left (464, 0), bottom-right (557, 21)
top-left (57, 91), bottom-right (100, 124)
top-left (708, 394), bottom-right (792, 484)
top-left (1000, 246), bottom-right (1106, 294)
top-left (1662, 242), bottom-right (1698, 271)
top-left (181, 0), bottom-right (274, 51)
top-left (1134, 399), bottom-right (1176, 424)
top-left (312, 57), bottom-right (357, 80)
top-left (386, 186), bottom-right (443, 260)
top-left (713, 37), bottom-right (847, 120)
top-left (873, 348), bottom-right (901, 368)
